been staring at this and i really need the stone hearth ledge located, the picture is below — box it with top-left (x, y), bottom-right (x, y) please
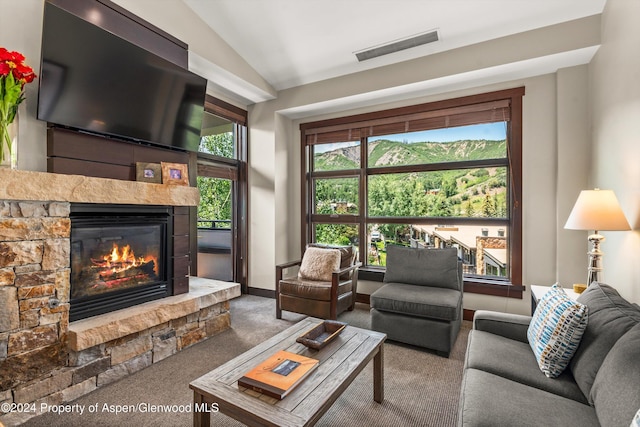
top-left (0, 169), bottom-right (199, 206)
top-left (68, 278), bottom-right (240, 351)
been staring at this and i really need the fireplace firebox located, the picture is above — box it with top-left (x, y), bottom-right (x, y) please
top-left (70, 204), bottom-right (173, 321)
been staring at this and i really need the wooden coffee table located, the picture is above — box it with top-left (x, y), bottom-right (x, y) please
top-left (189, 317), bottom-right (386, 426)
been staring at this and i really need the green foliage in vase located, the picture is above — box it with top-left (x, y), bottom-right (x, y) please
top-left (0, 47), bottom-right (37, 164)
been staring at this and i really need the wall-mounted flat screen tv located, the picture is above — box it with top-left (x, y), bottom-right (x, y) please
top-left (37, 2), bottom-right (207, 152)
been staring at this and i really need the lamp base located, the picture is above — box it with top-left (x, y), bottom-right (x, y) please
top-left (587, 232), bottom-right (604, 286)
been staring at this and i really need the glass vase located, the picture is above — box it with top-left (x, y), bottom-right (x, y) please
top-left (0, 114), bottom-right (18, 169)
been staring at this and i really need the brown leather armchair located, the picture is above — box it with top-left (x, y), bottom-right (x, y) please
top-left (276, 244), bottom-right (361, 320)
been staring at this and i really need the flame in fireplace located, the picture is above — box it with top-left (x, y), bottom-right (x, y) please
top-left (97, 243), bottom-right (158, 277)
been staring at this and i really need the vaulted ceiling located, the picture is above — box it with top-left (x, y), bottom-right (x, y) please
top-left (185, 0), bottom-right (606, 94)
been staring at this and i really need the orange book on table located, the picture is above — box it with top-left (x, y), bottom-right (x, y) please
top-left (238, 350), bottom-right (319, 400)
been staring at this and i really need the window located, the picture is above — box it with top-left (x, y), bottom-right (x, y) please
top-left (196, 96), bottom-right (248, 288)
top-left (301, 88), bottom-right (524, 298)
top-left (199, 114), bottom-right (235, 158)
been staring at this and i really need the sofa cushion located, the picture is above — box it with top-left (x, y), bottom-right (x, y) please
top-left (298, 247), bottom-right (341, 281)
top-left (527, 284), bottom-right (588, 378)
top-left (370, 282), bottom-right (461, 321)
top-left (383, 245), bottom-right (459, 290)
top-left (466, 330), bottom-right (587, 403)
top-left (458, 368), bottom-right (599, 427)
top-left (570, 282), bottom-right (640, 402)
top-left (590, 323), bottom-right (640, 427)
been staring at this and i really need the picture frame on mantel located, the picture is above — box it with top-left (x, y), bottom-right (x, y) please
top-left (161, 162), bottom-right (189, 186)
top-left (135, 162), bottom-right (162, 184)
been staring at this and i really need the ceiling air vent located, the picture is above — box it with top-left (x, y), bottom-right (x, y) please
top-left (355, 29), bottom-right (439, 62)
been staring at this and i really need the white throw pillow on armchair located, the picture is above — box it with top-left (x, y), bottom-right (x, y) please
top-left (298, 247), bottom-right (341, 282)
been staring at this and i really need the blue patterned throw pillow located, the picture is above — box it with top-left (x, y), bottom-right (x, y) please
top-left (527, 284), bottom-right (589, 378)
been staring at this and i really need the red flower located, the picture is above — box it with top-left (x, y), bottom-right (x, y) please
top-left (1, 46), bottom-right (36, 164)
top-left (12, 62), bottom-right (36, 83)
top-left (0, 48), bottom-right (11, 61)
top-left (9, 51), bottom-right (25, 63)
top-left (0, 47), bottom-right (37, 84)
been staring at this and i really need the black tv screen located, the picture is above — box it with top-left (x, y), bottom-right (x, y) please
top-left (37, 2), bottom-right (206, 152)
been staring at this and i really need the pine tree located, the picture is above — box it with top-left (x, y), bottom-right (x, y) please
top-left (465, 199), bottom-right (475, 217)
top-left (482, 194), bottom-right (496, 217)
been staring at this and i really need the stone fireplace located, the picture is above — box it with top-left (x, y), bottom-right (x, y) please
top-left (0, 169), bottom-right (240, 425)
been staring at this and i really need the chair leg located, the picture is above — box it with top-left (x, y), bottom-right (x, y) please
top-left (275, 280), bottom-right (282, 319)
top-left (329, 303), bottom-right (337, 320)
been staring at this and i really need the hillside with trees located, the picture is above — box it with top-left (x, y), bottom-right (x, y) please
top-left (314, 139), bottom-right (508, 219)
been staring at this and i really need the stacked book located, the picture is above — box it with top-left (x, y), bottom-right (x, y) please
top-left (238, 350), bottom-right (319, 400)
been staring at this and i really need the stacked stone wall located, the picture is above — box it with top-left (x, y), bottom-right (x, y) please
top-left (0, 201), bottom-right (71, 396)
top-left (475, 236), bottom-right (507, 275)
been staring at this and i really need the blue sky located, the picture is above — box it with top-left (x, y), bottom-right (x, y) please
top-left (376, 122), bottom-right (507, 143)
top-left (315, 122), bottom-right (507, 153)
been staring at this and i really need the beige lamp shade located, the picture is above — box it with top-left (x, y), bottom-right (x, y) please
top-left (564, 189), bottom-right (631, 231)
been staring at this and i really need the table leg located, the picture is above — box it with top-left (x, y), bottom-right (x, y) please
top-left (373, 344), bottom-right (384, 403)
top-left (193, 391), bottom-right (210, 427)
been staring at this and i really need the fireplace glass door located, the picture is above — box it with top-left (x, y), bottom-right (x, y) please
top-left (71, 224), bottom-right (164, 299)
top-left (69, 204), bottom-right (172, 321)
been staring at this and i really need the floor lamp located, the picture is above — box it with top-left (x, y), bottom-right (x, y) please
top-left (564, 189), bottom-right (630, 286)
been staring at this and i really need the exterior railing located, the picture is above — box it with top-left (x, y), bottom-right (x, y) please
top-left (197, 219), bottom-right (231, 230)
top-left (197, 219), bottom-right (232, 254)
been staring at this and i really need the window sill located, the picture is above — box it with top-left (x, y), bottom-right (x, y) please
top-left (357, 268), bottom-right (523, 299)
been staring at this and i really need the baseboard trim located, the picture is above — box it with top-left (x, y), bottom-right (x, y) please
top-left (248, 288), bottom-right (475, 322)
top-left (356, 293), bottom-right (370, 304)
top-left (247, 287), bottom-right (275, 299)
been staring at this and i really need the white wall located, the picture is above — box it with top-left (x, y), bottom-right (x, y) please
top-left (556, 66), bottom-right (592, 286)
top-left (589, 0), bottom-right (640, 303)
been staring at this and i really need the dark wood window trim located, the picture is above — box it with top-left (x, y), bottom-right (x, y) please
top-left (300, 87), bottom-right (524, 299)
top-left (205, 95), bottom-right (248, 127)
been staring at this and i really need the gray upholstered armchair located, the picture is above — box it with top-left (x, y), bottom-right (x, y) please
top-left (370, 245), bottom-right (463, 357)
top-left (276, 244), bottom-right (361, 320)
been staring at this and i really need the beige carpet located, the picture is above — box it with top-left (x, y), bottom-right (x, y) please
top-left (21, 295), bottom-right (470, 427)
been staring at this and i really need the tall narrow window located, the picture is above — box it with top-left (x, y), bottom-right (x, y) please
top-left (196, 96), bottom-right (248, 289)
top-left (301, 88), bottom-right (523, 298)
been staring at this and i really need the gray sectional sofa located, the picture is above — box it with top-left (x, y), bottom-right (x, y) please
top-left (458, 282), bottom-right (640, 427)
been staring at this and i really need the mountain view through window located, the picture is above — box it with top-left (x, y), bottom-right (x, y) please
top-left (312, 122), bottom-right (510, 278)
